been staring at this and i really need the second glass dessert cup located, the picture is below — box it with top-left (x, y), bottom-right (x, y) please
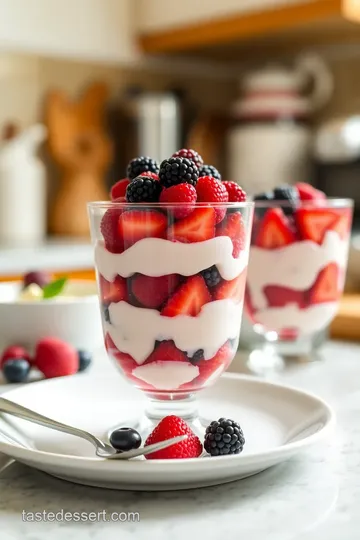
top-left (88, 201), bottom-right (253, 434)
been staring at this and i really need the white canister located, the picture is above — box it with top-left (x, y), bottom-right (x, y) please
top-left (0, 124), bottom-right (47, 245)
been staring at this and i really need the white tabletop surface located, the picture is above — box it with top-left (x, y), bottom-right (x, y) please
top-left (0, 340), bottom-right (359, 540)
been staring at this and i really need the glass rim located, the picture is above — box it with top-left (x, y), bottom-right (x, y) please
top-left (87, 201), bottom-right (255, 209)
top-left (251, 197), bottom-right (353, 208)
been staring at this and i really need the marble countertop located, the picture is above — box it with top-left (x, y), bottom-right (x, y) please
top-left (0, 340), bottom-right (360, 540)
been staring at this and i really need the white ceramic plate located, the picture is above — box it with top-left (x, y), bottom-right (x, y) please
top-left (0, 373), bottom-right (334, 491)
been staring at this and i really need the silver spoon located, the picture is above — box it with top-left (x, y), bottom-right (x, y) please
top-left (0, 397), bottom-right (186, 460)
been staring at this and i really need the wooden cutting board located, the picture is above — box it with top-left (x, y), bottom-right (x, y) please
top-left (330, 294), bottom-right (360, 341)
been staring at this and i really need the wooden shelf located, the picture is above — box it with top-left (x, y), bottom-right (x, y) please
top-left (139, 0), bottom-right (360, 56)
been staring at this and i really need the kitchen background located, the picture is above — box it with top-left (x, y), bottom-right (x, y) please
top-left (0, 0), bottom-right (360, 341)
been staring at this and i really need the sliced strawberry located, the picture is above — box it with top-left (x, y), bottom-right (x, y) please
top-left (264, 285), bottom-right (307, 309)
top-left (214, 271), bottom-right (246, 303)
top-left (295, 208), bottom-right (339, 244)
top-left (194, 343), bottom-right (233, 386)
top-left (216, 211), bottom-right (245, 258)
top-left (118, 210), bottom-right (167, 249)
top-left (110, 178), bottom-right (130, 201)
top-left (100, 208), bottom-right (124, 253)
top-left (308, 263), bottom-right (340, 304)
top-left (130, 274), bottom-right (181, 309)
top-left (145, 341), bottom-right (188, 364)
top-left (167, 207), bottom-right (215, 243)
top-left (161, 275), bottom-right (211, 317)
top-left (99, 274), bottom-right (127, 304)
top-left (255, 208), bottom-right (297, 249)
top-left (296, 182), bottom-right (326, 201)
top-left (330, 210), bottom-right (352, 240)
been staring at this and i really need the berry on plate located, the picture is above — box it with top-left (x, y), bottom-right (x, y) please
top-left (130, 274), bottom-right (180, 309)
top-left (172, 148), bottom-right (204, 169)
top-left (23, 270), bottom-right (52, 289)
top-left (99, 275), bottom-right (127, 304)
top-left (196, 176), bottom-right (228, 223)
top-left (144, 415), bottom-right (203, 459)
top-left (110, 427), bottom-right (142, 452)
top-left (168, 207), bottom-right (215, 243)
top-left (222, 181), bottom-right (247, 202)
top-left (214, 271), bottom-right (246, 303)
top-left (145, 341), bottom-right (188, 364)
top-left (127, 156), bottom-right (159, 180)
top-left (198, 164), bottom-right (221, 181)
top-left (308, 263), bottom-right (339, 304)
top-left (1, 345), bottom-right (31, 368)
top-left (118, 210), bottom-right (167, 248)
top-left (100, 208), bottom-right (124, 254)
top-left (161, 275), bottom-right (211, 317)
top-left (159, 157), bottom-right (199, 188)
top-left (216, 211), bottom-right (245, 257)
top-left (295, 208), bottom-right (339, 244)
top-left (125, 176), bottom-right (162, 203)
top-left (264, 285), bottom-right (307, 309)
top-left (159, 183), bottom-right (197, 219)
top-left (77, 350), bottom-right (92, 372)
top-left (296, 182), bottom-right (326, 201)
top-left (255, 208), bottom-right (296, 249)
top-left (2, 358), bottom-right (30, 383)
top-left (204, 418), bottom-right (245, 456)
top-left (110, 178), bottom-right (130, 201)
top-left (35, 338), bottom-right (79, 378)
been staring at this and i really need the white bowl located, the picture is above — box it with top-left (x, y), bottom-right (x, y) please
top-left (0, 280), bottom-right (103, 352)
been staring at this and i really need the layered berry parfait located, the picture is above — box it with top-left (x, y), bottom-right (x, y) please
top-left (245, 182), bottom-right (353, 369)
top-left (88, 150), bottom-right (253, 428)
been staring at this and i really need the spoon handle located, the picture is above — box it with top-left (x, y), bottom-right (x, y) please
top-left (0, 397), bottom-right (105, 451)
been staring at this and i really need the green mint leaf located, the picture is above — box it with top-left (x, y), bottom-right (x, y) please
top-left (42, 277), bottom-right (68, 299)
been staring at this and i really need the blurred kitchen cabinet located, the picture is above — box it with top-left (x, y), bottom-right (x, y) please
top-left (0, 0), bottom-right (138, 64)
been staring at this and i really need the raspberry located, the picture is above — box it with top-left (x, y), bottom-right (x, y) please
top-left (35, 338), bottom-right (79, 378)
top-left (125, 176), bottom-right (162, 203)
top-left (172, 148), bottom-right (204, 169)
top-left (140, 171), bottom-right (159, 181)
top-left (110, 178), bottom-right (130, 201)
top-left (159, 157), bottom-right (198, 188)
top-left (222, 181), bottom-right (247, 202)
top-left (126, 156), bottom-right (159, 180)
top-left (159, 183), bottom-right (197, 219)
top-left (199, 164), bottom-right (221, 181)
top-left (100, 208), bottom-right (123, 253)
top-left (144, 415), bottom-right (203, 459)
top-left (196, 176), bottom-right (228, 223)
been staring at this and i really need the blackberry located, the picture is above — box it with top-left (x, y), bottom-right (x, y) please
top-left (189, 349), bottom-right (204, 364)
top-left (172, 148), bottom-right (204, 169)
top-left (204, 418), bottom-right (245, 456)
top-left (254, 191), bottom-right (274, 218)
top-left (201, 266), bottom-right (221, 288)
top-left (273, 185), bottom-right (299, 216)
top-left (127, 156), bottom-right (159, 180)
top-left (159, 157), bottom-right (199, 188)
top-left (126, 176), bottom-right (162, 203)
top-left (198, 164), bottom-right (221, 181)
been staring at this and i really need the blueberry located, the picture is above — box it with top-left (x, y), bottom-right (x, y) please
top-left (189, 349), bottom-right (204, 364)
top-left (77, 350), bottom-right (92, 372)
top-left (110, 427), bottom-right (142, 452)
top-left (2, 358), bottom-right (30, 383)
top-left (273, 185), bottom-right (299, 216)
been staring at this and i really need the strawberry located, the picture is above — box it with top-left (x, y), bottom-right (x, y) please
top-left (264, 285), bottom-right (307, 309)
top-left (130, 274), bottom-right (180, 309)
top-left (145, 341), bottom-right (188, 364)
top-left (144, 415), bottom-right (203, 459)
top-left (222, 181), bottom-right (247, 202)
top-left (216, 211), bottom-right (245, 257)
top-left (308, 263), bottom-right (340, 304)
top-left (100, 208), bottom-right (124, 253)
top-left (1, 345), bottom-right (31, 368)
top-left (296, 182), bottom-right (326, 201)
top-left (118, 210), bottom-right (167, 249)
top-left (99, 275), bottom-right (127, 304)
top-left (110, 178), bottom-right (130, 201)
top-left (196, 176), bottom-right (229, 223)
top-left (330, 211), bottom-right (352, 240)
top-left (214, 271), bottom-right (246, 303)
top-left (255, 208), bottom-right (296, 249)
top-left (168, 207), bottom-right (215, 243)
top-left (161, 275), bottom-right (211, 317)
top-left (159, 183), bottom-right (197, 219)
top-left (35, 338), bottom-right (78, 378)
top-left (244, 289), bottom-right (256, 322)
top-left (194, 343), bottom-right (233, 386)
top-left (295, 208), bottom-right (339, 244)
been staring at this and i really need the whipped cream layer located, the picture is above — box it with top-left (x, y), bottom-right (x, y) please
top-left (95, 237), bottom-right (247, 281)
top-left (132, 361), bottom-right (199, 390)
top-left (105, 299), bottom-right (243, 364)
top-left (248, 231), bottom-right (349, 311)
top-left (252, 302), bottom-right (339, 334)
